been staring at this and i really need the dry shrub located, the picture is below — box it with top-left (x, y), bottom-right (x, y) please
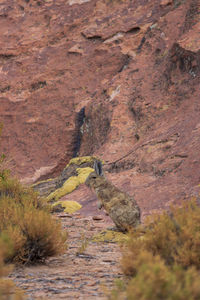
top-left (0, 172), bottom-right (47, 210)
top-left (0, 279), bottom-right (24, 300)
top-left (111, 252), bottom-right (200, 300)
top-left (0, 238), bottom-right (12, 277)
top-left (122, 199), bottom-right (200, 275)
top-left (19, 208), bottom-right (67, 263)
top-left (0, 171), bottom-right (67, 264)
top-left (110, 200), bottom-right (200, 299)
top-left (0, 238), bottom-right (24, 300)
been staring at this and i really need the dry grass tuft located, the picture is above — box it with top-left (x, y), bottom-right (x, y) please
top-left (0, 238), bottom-right (25, 299)
top-left (110, 199), bottom-right (200, 299)
top-left (0, 170), bottom-right (67, 264)
top-left (122, 199), bottom-right (200, 275)
top-left (110, 252), bottom-right (200, 300)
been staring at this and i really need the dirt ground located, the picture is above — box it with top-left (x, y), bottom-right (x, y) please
top-left (10, 212), bottom-right (123, 299)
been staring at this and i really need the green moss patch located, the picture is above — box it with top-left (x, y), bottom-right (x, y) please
top-left (92, 230), bottom-right (128, 243)
top-left (53, 200), bottom-right (82, 214)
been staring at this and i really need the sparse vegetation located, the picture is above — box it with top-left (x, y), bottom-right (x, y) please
top-left (0, 124), bottom-right (67, 265)
top-left (110, 253), bottom-right (200, 300)
top-left (92, 229), bottom-right (128, 243)
top-left (0, 171), bottom-right (67, 264)
top-left (0, 238), bottom-right (25, 299)
top-left (76, 233), bottom-right (89, 256)
top-left (122, 200), bottom-right (200, 274)
top-left (110, 199), bottom-right (200, 299)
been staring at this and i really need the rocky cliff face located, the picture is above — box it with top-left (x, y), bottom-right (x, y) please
top-left (1, 0), bottom-right (200, 217)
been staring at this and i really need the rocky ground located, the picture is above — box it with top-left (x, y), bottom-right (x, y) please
top-left (10, 211), bottom-right (123, 299)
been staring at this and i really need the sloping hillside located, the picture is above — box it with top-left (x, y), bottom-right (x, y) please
top-left (1, 0), bottom-right (200, 216)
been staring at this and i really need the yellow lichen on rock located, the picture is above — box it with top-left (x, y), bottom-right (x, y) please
top-left (65, 156), bottom-right (98, 169)
top-left (76, 167), bottom-right (94, 184)
top-left (47, 167), bottom-right (94, 201)
top-left (92, 230), bottom-right (128, 243)
top-left (31, 178), bottom-right (55, 188)
top-left (47, 176), bottom-right (79, 201)
top-left (53, 200), bottom-right (82, 214)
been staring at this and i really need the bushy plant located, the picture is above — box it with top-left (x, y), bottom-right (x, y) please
top-left (0, 172), bottom-right (47, 210)
top-left (110, 252), bottom-right (200, 300)
top-left (0, 168), bottom-right (67, 264)
top-left (0, 238), bottom-right (24, 300)
top-left (0, 123), bottom-right (67, 298)
top-left (122, 199), bottom-right (200, 275)
top-left (110, 199), bottom-right (200, 299)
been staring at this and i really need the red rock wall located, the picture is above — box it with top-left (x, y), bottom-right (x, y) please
top-left (1, 0), bottom-right (200, 216)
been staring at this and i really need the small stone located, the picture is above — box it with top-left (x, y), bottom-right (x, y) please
top-left (68, 44), bottom-right (83, 54)
top-left (93, 215), bottom-right (104, 221)
top-left (52, 203), bottom-right (64, 213)
top-left (87, 280), bottom-right (100, 286)
top-left (58, 213), bottom-right (72, 218)
top-left (102, 259), bottom-right (113, 263)
top-left (160, 0), bottom-right (172, 6)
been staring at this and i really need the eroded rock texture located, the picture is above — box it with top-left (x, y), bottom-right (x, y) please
top-left (1, 0), bottom-right (200, 217)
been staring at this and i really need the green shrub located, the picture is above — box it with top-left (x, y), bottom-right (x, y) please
top-left (110, 252), bottom-right (200, 300)
top-left (122, 200), bottom-right (200, 275)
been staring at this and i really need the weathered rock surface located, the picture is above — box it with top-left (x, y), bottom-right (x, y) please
top-left (1, 0), bottom-right (200, 218)
top-left (32, 156), bottom-right (97, 196)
